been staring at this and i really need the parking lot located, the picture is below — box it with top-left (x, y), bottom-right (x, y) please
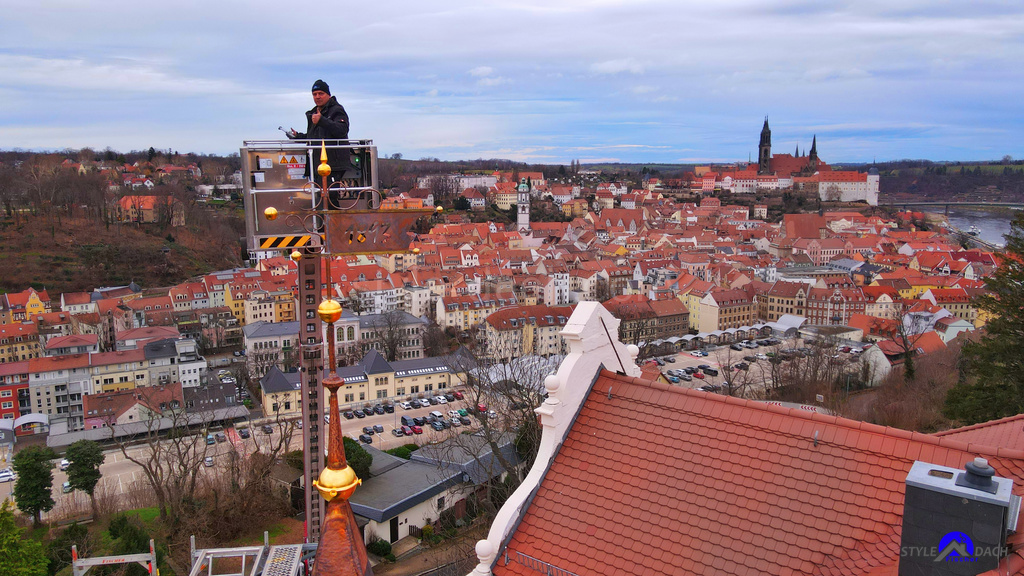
top-left (646, 336), bottom-right (868, 397)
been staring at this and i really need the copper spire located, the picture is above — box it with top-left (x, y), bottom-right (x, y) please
top-left (310, 143), bottom-right (373, 576)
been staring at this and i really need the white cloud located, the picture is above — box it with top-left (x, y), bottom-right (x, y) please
top-left (478, 77), bottom-right (510, 87)
top-left (631, 85), bottom-right (657, 94)
top-left (591, 58), bottom-right (645, 75)
top-left (0, 55), bottom-right (239, 95)
top-left (469, 66), bottom-right (495, 77)
top-left (425, 89), bottom-right (439, 97)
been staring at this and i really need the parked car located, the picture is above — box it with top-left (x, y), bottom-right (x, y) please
top-left (680, 374), bottom-right (693, 382)
top-left (444, 393), bottom-right (456, 402)
top-left (450, 418), bottom-right (462, 427)
top-left (401, 415), bottom-right (415, 427)
top-left (401, 425), bottom-right (414, 436)
top-left (435, 396), bottom-right (448, 404)
top-left (63, 481), bottom-right (73, 493)
top-left (459, 416), bottom-right (471, 426)
top-left (697, 364), bottom-right (711, 370)
top-left (373, 405), bottom-right (385, 415)
top-left (665, 356), bottom-right (676, 363)
top-left (353, 410), bottom-right (365, 419)
top-left (206, 434), bottom-right (216, 445)
top-left (458, 408), bottom-right (469, 417)
top-left (400, 401), bottom-right (412, 410)
top-left (362, 426), bottom-right (375, 435)
top-left (448, 410), bottom-right (461, 418)
top-left (756, 354), bottom-right (768, 360)
top-left (392, 428), bottom-right (405, 437)
top-left (261, 424), bottom-right (274, 434)
top-left (654, 358), bottom-right (665, 366)
top-left (743, 355), bottom-right (757, 363)
top-left (359, 434), bottom-right (373, 444)
top-left (413, 417), bottom-right (427, 426)
top-left (734, 362), bottom-right (749, 371)
top-left (238, 428), bottom-right (251, 439)
top-left (704, 368), bottom-right (719, 376)
top-left (215, 432), bottom-right (227, 443)
top-left (410, 425), bottom-right (423, 434)
top-left (667, 376), bottom-right (680, 383)
top-left (59, 458), bottom-right (70, 471)
top-left (453, 391), bottom-right (464, 400)
top-left (204, 456), bottom-right (214, 467)
top-left (383, 404), bottom-right (395, 413)
top-left (427, 397), bottom-right (439, 405)
top-left (0, 469), bottom-right (16, 483)
top-left (477, 403), bottom-right (488, 413)
top-left (373, 424), bottom-right (384, 433)
top-left (431, 421), bottom-right (445, 431)
top-left (692, 372), bottom-right (705, 380)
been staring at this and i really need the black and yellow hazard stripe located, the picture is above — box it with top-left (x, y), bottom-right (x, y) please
top-left (259, 235), bottom-right (316, 249)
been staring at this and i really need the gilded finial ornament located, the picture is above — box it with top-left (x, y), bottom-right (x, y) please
top-left (264, 206), bottom-right (279, 221)
top-left (317, 140), bottom-right (332, 177)
top-left (290, 250), bottom-right (302, 262)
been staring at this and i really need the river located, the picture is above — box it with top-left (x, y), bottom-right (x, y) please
top-left (937, 206), bottom-right (1018, 247)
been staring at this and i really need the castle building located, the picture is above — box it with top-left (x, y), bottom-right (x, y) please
top-left (747, 117), bottom-right (878, 205)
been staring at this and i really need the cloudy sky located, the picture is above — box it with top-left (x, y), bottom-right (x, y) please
top-left (1, 1), bottom-right (1021, 164)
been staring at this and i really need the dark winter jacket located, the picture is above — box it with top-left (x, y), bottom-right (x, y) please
top-left (293, 96), bottom-right (351, 178)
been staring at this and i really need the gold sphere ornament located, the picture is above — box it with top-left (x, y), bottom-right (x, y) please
top-left (436, 206), bottom-right (444, 213)
top-left (317, 299), bottom-right (343, 323)
top-left (412, 247), bottom-right (421, 254)
top-left (313, 465), bottom-right (361, 502)
top-left (264, 207), bottom-right (278, 221)
top-left (290, 250), bottom-right (302, 262)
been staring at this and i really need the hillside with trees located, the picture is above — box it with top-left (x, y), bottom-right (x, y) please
top-left (0, 151), bottom-right (244, 293)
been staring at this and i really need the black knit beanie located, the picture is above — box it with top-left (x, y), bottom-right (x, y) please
top-left (311, 79), bottom-right (330, 94)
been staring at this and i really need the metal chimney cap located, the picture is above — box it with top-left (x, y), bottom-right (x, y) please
top-left (958, 457), bottom-right (998, 494)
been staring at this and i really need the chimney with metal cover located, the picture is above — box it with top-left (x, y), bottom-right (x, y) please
top-left (899, 459), bottom-right (1021, 576)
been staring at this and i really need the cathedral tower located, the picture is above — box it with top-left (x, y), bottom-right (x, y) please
top-left (808, 135), bottom-right (819, 170)
top-left (758, 117), bottom-right (772, 175)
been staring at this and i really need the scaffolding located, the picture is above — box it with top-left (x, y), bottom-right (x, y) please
top-left (188, 534), bottom-right (317, 576)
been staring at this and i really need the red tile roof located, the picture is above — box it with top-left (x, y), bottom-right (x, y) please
top-left (494, 369), bottom-right (1024, 576)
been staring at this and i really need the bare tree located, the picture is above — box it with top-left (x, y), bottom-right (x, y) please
top-left (363, 309), bottom-right (408, 362)
top-left (429, 175), bottom-right (461, 208)
top-left (429, 350), bottom-right (554, 519)
top-left (824, 185), bottom-right (842, 203)
top-left (106, 389), bottom-right (211, 526)
top-left (0, 162), bottom-right (25, 219)
top-left (422, 319), bottom-right (450, 357)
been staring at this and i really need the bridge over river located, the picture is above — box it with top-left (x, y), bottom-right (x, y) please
top-left (882, 200), bottom-right (1024, 213)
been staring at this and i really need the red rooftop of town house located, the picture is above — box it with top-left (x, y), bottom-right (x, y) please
top-left (492, 369), bottom-right (1024, 576)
